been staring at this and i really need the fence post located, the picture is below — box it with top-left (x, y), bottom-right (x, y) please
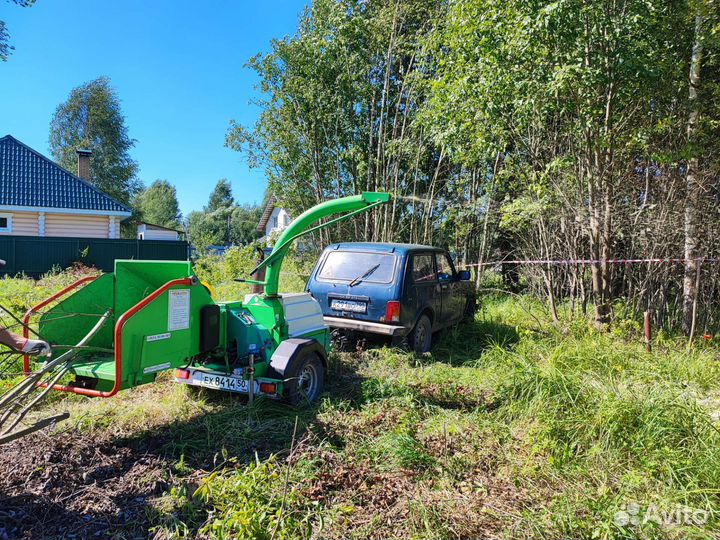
top-left (644, 311), bottom-right (652, 353)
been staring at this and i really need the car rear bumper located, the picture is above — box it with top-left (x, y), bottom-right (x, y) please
top-left (323, 316), bottom-right (407, 336)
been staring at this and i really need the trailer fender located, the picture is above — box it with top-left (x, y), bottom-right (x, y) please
top-left (269, 338), bottom-right (327, 377)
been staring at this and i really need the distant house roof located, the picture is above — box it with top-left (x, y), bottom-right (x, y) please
top-left (257, 196), bottom-right (277, 232)
top-left (138, 221), bottom-right (184, 234)
top-left (0, 135), bottom-right (131, 215)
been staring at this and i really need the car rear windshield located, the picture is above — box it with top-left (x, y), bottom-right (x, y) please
top-left (318, 251), bottom-right (396, 284)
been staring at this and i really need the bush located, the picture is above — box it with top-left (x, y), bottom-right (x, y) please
top-left (192, 245), bottom-right (316, 299)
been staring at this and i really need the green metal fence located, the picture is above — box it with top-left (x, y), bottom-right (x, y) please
top-left (0, 236), bottom-right (189, 277)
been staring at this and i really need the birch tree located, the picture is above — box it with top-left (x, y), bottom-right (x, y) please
top-left (683, 9), bottom-right (705, 335)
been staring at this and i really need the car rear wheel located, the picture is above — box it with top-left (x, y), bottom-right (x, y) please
top-left (284, 352), bottom-right (325, 405)
top-left (410, 314), bottom-right (432, 353)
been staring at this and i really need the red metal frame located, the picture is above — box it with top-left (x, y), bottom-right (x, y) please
top-left (23, 276), bottom-right (194, 398)
top-left (23, 276), bottom-right (98, 374)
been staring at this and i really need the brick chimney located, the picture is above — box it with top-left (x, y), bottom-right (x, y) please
top-left (76, 149), bottom-right (92, 180)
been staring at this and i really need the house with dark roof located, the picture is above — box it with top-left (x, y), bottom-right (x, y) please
top-left (257, 196), bottom-right (292, 245)
top-left (0, 135), bottom-right (131, 238)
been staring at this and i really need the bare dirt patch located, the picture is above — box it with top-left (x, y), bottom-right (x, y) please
top-left (0, 431), bottom-right (169, 540)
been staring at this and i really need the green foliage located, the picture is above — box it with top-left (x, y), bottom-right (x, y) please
top-left (424, 0), bottom-right (693, 161)
top-left (418, 0), bottom-right (720, 328)
top-left (49, 76), bottom-right (141, 205)
top-left (0, 0), bottom-right (35, 61)
top-left (0, 21), bottom-right (10, 62)
top-left (133, 179), bottom-right (182, 228)
top-left (186, 180), bottom-right (261, 248)
top-left (192, 244), bottom-right (311, 299)
top-left (186, 204), bottom-right (262, 249)
top-left (206, 179), bottom-right (234, 212)
top-left (0, 269), bottom-right (98, 317)
top-left (227, 0), bottom-right (447, 245)
top-left (192, 459), bottom-right (317, 540)
top-left (230, 0), bottom-right (720, 330)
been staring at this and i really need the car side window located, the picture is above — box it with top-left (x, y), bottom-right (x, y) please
top-left (436, 253), bottom-right (455, 281)
top-left (412, 254), bottom-right (436, 283)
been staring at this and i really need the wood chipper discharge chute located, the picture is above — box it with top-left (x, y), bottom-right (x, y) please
top-left (0, 192), bottom-right (391, 442)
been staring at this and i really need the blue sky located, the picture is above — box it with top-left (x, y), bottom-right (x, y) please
top-left (0, 0), bottom-right (307, 216)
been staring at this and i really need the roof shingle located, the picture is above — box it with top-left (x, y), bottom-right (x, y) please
top-left (0, 135), bottom-right (131, 214)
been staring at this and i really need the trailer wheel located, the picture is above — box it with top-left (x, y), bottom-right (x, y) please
top-left (410, 314), bottom-right (432, 353)
top-left (284, 352), bottom-right (325, 405)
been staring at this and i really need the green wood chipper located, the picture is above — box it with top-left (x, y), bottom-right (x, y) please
top-left (0, 192), bottom-right (390, 442)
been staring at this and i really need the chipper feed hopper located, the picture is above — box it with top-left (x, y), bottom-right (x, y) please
top-left (0, 192), bottom-right (390, 442)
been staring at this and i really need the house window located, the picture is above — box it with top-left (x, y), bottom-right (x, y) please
top-left (272, 216), bottom-right (278, 229)
top-left (0, 213), bottom-right (12, 233)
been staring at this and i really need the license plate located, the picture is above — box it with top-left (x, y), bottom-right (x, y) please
top-left (193, 372), bottom-right (251, 393)
top-left (331, 299), bottom-right (367, 314)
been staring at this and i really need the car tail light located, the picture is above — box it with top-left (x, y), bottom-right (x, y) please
top-left (260, 382), bottom-right (277, 394)
top-left (385, 301), bottom-right (401, 323)
top-left (174, 369), bottom-right (190, 380)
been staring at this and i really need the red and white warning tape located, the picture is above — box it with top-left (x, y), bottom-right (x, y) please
top-left (465, 257), bottom-right (719, 267)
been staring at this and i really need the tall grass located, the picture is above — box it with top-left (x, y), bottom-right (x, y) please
top-left (3, 263), bottom-right (720, 539)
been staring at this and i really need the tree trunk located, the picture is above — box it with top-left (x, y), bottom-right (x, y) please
top-left (588, 168), bottom-right (612, 327)
top-left (476, 153), bottom-right (501, 289)
top-left (683, 13), bottom-right (704, 335)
